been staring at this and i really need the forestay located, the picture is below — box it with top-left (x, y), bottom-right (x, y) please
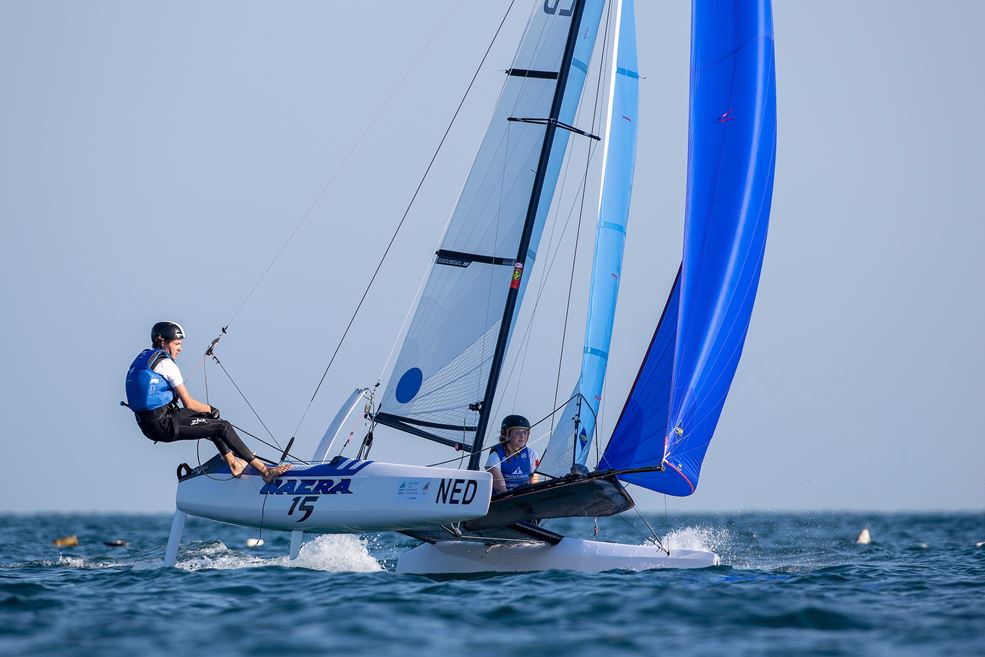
top-left (600, 0), bottom-right (777, 495)
top-left (540, 0), bottom-right (639, 478)
top-left (378, 0), bottom-right (606, 451)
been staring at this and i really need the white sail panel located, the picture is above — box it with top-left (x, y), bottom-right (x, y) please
top-left (379, 1), bottom-right (606, 449)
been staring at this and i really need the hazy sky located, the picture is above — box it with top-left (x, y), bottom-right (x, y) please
top-left (1, 1), bottom-right (982, 513)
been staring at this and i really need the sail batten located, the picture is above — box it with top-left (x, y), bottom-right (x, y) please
top-left (380, 0), bottom-right (607, 455)
top-left (600, 0), bottom-right (777, 496)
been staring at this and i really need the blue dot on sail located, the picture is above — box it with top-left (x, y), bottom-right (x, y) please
top-left (395, 367), bottom-right (423, 403)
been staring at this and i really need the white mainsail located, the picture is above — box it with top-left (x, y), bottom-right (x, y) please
top-left (378, 0), bottom-right (607, 451)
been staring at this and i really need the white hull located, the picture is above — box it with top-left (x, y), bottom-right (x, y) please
top-left (176, 458), bottom-right (491, 532)
top-left (396, 538), bottom-right (720, 574)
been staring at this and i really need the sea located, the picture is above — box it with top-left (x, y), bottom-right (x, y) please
top-left (1, 512), bottom-right (982, 657)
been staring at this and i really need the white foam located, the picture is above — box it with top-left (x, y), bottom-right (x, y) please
top-left (659, 526), bottom-right (729, 553)
top-left (46, 555), bottom-right (130, 570)
top-left (288, 534), bottom-right (383, 572)
top-left (57, 555), bottom-right (86, 568)
top-left (649, 526), bottom-right (734, 566)
top-left (192, 540), bottom-right (230, 557)
top-left (174, 535), bottom-right (382, 573)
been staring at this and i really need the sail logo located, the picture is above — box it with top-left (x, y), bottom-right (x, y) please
top-left (511, 262), bottom-right (524, 290)
top-left (435, 478), bottom-right (478, 505)
top-left (543, 0), bottom-right (575, 16)
top-left (258, 478), bottom-right (352, 496)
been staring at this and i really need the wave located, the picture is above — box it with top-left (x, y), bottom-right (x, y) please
top-left (174, 535), bottom-right (383, 573)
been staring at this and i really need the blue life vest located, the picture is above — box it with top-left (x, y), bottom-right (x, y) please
top-left (493, 444), bottom-right (534, 491)
top-left (125, 349), bottom-right (176, 412)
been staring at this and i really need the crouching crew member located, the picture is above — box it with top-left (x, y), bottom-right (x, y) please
top-left (125, 321), bottom-right (291, 483)
top-left (484, 414), bottom-right (540, 494)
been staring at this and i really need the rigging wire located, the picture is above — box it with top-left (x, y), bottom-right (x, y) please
top-left (493, 3), bottom-right (616, 435)
top-left (229, 422), bottom-right (310, 465)
top-left (194, 440), bottom-right (235, 482)
top-left (426, 392), bottom-right (577, 468)
top-left (634, 504), bottom-right (669, 555)
top-left (478, 0), bottom-right (550, 446)
top-left (210, 353), bottom-right (281, 449)
top-left (193, 1), bottom-right (475, 465)
top-left (491, 12), bottom-right (616, 420)
top-left (203, 353), bottom-right (210, 404)
top-left (202, 343), bottom-right (311, 467)
top-left (505, 0), bottom-right (602, 413)
top-left (289, 0), bottom-right (521, 442)
top-left (511, 78), bottom-right (583, 413)
top-left (222, 0), bottom-right (467, 329)
top-left (196, 344), bottom-right (303, 475)
top-left (549, 0), bottom-right (613, 437)
top-left (611, 513), bottom-right (648, 542)
top-left (489, 143), bottom-right (603, 430)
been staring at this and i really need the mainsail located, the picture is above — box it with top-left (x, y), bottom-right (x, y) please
top-left (377, 0), bottom-right (607, 456)
top-left (599, 0), bottom-right (777, 495)
top-left (539, 0), bottom-right (639, 479)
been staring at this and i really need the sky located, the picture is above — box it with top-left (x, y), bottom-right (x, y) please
top-left (1, 1), bottom-right (982, 514)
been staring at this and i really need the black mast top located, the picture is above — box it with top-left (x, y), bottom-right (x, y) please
top-left (467, 0), bottom-right (590, 470)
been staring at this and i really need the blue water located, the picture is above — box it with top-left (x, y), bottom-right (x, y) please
top-left (2, 512), bottom-right (983, 656)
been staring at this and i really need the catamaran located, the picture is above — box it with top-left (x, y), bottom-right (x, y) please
top-left (161, 0), bottom-right (777, 574)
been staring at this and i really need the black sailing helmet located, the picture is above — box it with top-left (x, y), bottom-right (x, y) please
top-left (151, 321), bottom-right (186, 347)
top-left (500, 414), bottom-right (531, 435)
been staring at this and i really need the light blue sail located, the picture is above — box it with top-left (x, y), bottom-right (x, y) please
top-left (541, 0), bottom-right (639, 478)
top-left (600, 0), bottom-right (777, 495)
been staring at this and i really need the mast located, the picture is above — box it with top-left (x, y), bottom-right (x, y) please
top-left (468, 0), bottom-right (590, 470)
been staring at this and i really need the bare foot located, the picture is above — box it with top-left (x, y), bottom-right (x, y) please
top-left (229, 458), bottom-right (249, 478)
top-left (261, 463), bottom-right (292, 483)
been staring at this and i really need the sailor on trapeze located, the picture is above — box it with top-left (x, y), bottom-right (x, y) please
top-left (125, 321), bottom-right (291, 483)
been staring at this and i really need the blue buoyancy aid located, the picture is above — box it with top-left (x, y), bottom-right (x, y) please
top-left (125, 349), bottom-right (175, 412)
top-left (492, 444), bottom-right (533, 491)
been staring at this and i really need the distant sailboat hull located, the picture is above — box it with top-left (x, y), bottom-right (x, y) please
top-left (396, 538), bottom-right (719, 574)
top-left (175, 456), bottom-right (492, 533)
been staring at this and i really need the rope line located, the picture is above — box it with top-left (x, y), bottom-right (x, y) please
top-left (634, 505), bottom-right (669, 555)
top-left (210, 355), bottom-right (281, 449)
top-left (549, 0), bottom-right (612, 439)
top-left (426, 392), bottom-right (577, 468)
top-left (223, 0), bottom-right (467, 328)
top-left (290, 0), bottom-right (521, 442)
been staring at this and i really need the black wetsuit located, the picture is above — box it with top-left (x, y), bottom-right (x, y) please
top-left (135, 404), bottom-right (255, 462)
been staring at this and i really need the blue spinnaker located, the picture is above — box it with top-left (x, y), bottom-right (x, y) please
top-left (541, 0), bottom-right (639, 478)
top-left (600, 0), bottom-right (777, 495)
